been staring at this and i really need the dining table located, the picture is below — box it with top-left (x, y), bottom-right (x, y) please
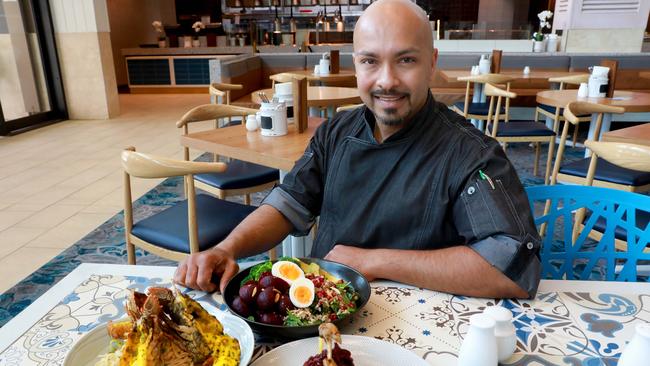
top-left (536, 90), bottom-right (650, 157)
top-left (602, 122), bottom-right (650, 147)
top-left (251, 86), bottom-right (360, 118)
top-left (1, 262), bottom-right (649, 365)
top-left (439, 69), bottom-right (586, 129)
top-left (284, 69), bottom-right (357, 84)
top-left (181, 117), bottom-right (323, 257)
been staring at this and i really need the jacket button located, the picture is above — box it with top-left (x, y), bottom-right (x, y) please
top-left (526, 242), bottom-right (534, 250)
top-left (467, 186), bottom-right (475, 195)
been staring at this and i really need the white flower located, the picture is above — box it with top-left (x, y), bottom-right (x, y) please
top-left (192, 21), bottom-right (205, 33)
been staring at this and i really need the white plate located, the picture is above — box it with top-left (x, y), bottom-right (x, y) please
top-left (251, 334), bottom-right (428, 366)
top-left (63, 302), bottom-right (254, 366)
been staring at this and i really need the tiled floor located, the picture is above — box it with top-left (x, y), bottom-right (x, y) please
top-left (0, 94), bottom-right (214, 293)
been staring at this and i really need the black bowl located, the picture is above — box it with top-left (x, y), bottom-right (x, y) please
top-left (224, 257), bottom-right (371, 339)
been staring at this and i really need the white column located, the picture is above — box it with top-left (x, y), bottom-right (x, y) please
top-left (49, 0), bottom-right (119, 119)
top-left (0, 0), bottom-right (41, 120)
top-left (553, 0), bottom-right (650, 52)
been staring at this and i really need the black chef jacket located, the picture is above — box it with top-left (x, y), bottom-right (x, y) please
top-left (262, 93), bottom-right (541, 297)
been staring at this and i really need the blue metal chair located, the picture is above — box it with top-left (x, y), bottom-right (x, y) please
top-left (526, 184), bottom-right (650, 281)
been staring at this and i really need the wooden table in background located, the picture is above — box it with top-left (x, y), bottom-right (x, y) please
top-left (252, 86), bottom-right (360, 108)
top-left (537, 90), bottom-right (650, 156)
top-left (640, 71), bottom-right (650, 80)
top-left (180, 117), bottom-right (323, 172)
top-left (439, 69), bottom-right (585, 82)
top-left (286, 69), bottom-right (356, 83)
top-left (602, 123), bottom-right (650, 147)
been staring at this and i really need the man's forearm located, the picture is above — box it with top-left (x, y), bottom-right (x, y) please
top-left (365, 246), bottom-right (529, 299)
top-left (216, 204), bottom-right (294, 259)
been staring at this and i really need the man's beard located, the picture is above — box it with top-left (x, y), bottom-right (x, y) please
top-left (370, 88), bottom-right (410, 126)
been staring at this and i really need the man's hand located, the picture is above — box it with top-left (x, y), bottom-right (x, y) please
top-left (174, 248), bottom-right (239, 293)
top-left (324, 245), bottom-right (377, 281)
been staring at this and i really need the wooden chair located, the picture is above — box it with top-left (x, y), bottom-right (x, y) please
top-left (483, 83), bottom-right (556, 183)
top-left (177, 104), bottom-right (279, 205)
top-left (551, 102), bottom-right (650, 192)
top-left (451, 73), bottom-right (515, 125)
top-left (209, 82), bottom-right (244, 127)
top-left (122, 147), bottom-right (256, 264)
top-left (534, 74), bottom-right (590, 147)
top-left (576, 140), bottom-right (650, 251)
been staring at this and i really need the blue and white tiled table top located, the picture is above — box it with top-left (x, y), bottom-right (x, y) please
top-left (0, 263), bottom-right (649, 365)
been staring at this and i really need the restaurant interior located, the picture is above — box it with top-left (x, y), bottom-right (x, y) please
top-left (0, 0), bottom-right (649, 364)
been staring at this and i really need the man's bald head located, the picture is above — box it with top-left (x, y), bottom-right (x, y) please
top-left (354, 0), bottom-right (433, 54)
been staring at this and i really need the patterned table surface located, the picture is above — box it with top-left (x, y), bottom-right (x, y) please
top-left (1, 263), bottom-right (649, 366)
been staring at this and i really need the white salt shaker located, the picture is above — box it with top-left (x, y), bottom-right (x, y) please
top-left (458, 314), bottom-right (498, 366)
top-left (577, 83), bottom-right (589, 98)
top-left (523, 66), bottom-right (530, 75)
top-left (618, 323), bottom-right (650, 366)
top-left (484, 306), bottom-right (517, 362)
top-left (245, 114), bottom-right (258, 131)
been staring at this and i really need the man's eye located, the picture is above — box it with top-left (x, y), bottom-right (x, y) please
top-left (400, 57), bottom-right (416, 64)
top-left (360, 58), bottom-right (376, 65)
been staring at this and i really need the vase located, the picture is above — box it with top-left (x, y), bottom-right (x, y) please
top-left (192, 39), bottom-right (200, 48)
top-left (533, 40), bottom-right (544, 52)
top-left (183, 37), bottom-right (192, 48)
top-left (158, 39), bottom-right (167, 48)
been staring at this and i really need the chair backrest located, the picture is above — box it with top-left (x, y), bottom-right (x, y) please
top-left (270, 72), bottom-right (299, 87)
top-left (584, 141), bottom-right (650, 186)
top-left (548, 74), bottom-right (589, 90)
top-left (526, 184), bottom-right (650, 281)
top-left (177, 104), bottom-right (259, 161)
top-left (209, 82), bottom-right (243, 105)
top-left (457, 73), bottom-right (515, 119)
top-left (121, 149), bottom-right (227, 179)
top-left (483, 82), bottom-right (517, 138)
top-left (548, 101), bottom-right (625, 185)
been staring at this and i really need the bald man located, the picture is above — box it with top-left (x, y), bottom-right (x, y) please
top-left (175, 0), bottom-right (541, 299)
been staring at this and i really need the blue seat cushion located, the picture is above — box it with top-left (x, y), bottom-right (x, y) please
top-left (487, 121), bottom-right (556, 137)
top-left (559, 158), bottom-right (650, 186)
top-left (453, 101), bottom-right (505, 116)
top-left (195, 160), bottom-right (279, 190)
top-left (538, 104), bottom-right (589, 117)
top-left (588, 209), bottom-right (650, 242)
top-left (539, 104), bottom-right (562, 115)
top-left (131, 194), bottom-right (256, 253)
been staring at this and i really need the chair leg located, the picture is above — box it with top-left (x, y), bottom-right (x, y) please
top-left (127, 240), bottom-right (136, 265)
top-left (544, 137), bottom-right (555, 185)
top-left (572, 123), bottom-right (579, 147)
top-left (244, 194), bottom-right (251, 205)
top-left (534, 108), bottom-right (539, 122)
top-left (533, 142), bottom-right (541, 176)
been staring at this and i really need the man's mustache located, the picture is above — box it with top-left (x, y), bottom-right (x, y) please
top-left (370, 89), bottom-right (409, 98)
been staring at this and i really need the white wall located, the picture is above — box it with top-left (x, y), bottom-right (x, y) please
top-left (106, 0), bottom-right (176, 86)
top-left (553, 0), bottom-right (650, 52)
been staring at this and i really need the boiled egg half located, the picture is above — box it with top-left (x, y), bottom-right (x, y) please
top-left (289, 277), bottom-right (315, 308)
top-left (271, 260), bottom-right (305, 285)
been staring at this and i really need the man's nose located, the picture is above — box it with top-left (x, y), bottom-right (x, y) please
top-left (376, 63), bottom-right (399, 92)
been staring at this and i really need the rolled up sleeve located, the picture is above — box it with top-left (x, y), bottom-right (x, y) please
top-left (452, 143), bottom-right (541, 298)
top-left (261, 121), bottom-right (330, 236)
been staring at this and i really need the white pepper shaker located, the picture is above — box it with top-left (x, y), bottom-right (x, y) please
top-left (484, 306), bottom-right (517, 362)
top-left (458, 313), bottom-right (498, 366)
